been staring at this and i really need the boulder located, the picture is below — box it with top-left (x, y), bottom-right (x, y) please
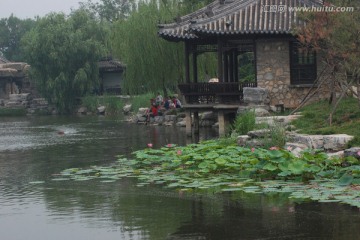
top-left (165, 115), bottom-right (177, 122)
top-left (154, 116), bottom-right (164, 124)
top-left (176, 120), bottom-right (186, 127)
top-left (97, 106), bottom-right (106, 114)
top-left (243, 87), bottom-right (269, 105)
top-left (9, 93), bottom-right (30, 101)
top-left (247, 129), bottom-right (271, 138)
top-left (137, 116), bottom-right (147, 123)
top-left (327, 151), bottom-right (345, 159)
top-left (287, 133), bottom-right (324, 149)
top-left (138, 108), bottom-right (149, 116)
top-left (123, 104), bottom-right (132, 114)
top-left (77, 106), bottom-right (87, 114)
top-left (176, 112), bottom-right (186, 118)
top-left (344, 147), bottom-right (360, 160)
top-left (254, 107), bottom-right (270, 117)
top-left (284, 142), bottom-right (309, 157)
top-left (201, 111), bottom-right (216, 120)
top-left (323, 134), bottom-right (354, 151)
top-left (237, 135), bottom-right (250, 146)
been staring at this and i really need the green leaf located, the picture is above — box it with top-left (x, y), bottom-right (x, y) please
top-left (215, 158), bottom-right (227, 165)
top-left (263, 163), bottom-right (278, 171)
top-left (337, 173), bottom-right (354, 186)
top-left (198, 162), bottom-right (209, 169)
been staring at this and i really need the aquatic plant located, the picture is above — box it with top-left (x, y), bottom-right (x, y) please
top-left (52, 140), bottom-right (360, 208)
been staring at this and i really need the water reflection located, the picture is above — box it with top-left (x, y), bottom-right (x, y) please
top-left (1, 116), bottom-right (360, 240)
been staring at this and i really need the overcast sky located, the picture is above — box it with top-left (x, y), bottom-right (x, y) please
top-left (0, 0), bottom-right (100, 19)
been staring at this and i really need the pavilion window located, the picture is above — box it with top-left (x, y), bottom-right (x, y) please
top-left (290, 41), bottom-right (317, 85)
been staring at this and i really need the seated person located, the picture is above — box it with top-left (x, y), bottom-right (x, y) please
top-left (163, 97), bottom-right (170, 110)
top-left (147, 103), bottom-right (158, 122)
top-left (155, 92), bottom-right (163, 106)
top-left (172, 96), bottom-right (182, 108)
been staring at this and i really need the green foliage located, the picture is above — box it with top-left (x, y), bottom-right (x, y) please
top-left (81, 94), bottom-right (101, 112)
top-left (111, 0), bottom-right (218, 94)
top-left (231, 111), bottom-right (256, 135)
top-left (130, 93), bottom-right (154, 112)
top-left (55, 139), bottom-right (360, 208)
top-left (260, 122), bottom-right (287, 149)
top-left (0, 108), bottom-right (26, 116)
top-left (82, 94), bottom-right (125, 114)
top-left (292, 97), bottom-right (360, 147)
top-left (22, 10), bottom-right (108, 113)
top-left (111, 0), bottom-right (184, 94)
top-left (238, 52), bottom-right (256, 83)
top-left (0, 14), bottom-right (36, 61)
top-left (79, 0), bottom-right (135, 22)
top-left (101, 95), bottom-right (125, 114)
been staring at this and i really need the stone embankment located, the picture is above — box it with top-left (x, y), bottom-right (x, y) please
top-left (0, 93), bottom-right (54, 115)
top-left (237, 114), bottom-right (358, 159)
top-left (123, 103), bottom-right (220, 127)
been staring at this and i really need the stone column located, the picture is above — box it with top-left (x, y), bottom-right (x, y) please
top-left (194, 112), bottom-right (199, 134)
top-left (185, 110), bottom-right (192, 137)
top-left (218, 110), bottom-right (226, 137)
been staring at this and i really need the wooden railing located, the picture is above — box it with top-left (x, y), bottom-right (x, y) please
top-left (178, 82), bottom-right (257, 104)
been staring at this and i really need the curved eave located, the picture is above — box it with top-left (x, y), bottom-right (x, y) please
top-left (158, 32), bottom-right (198, 42)
top-left (191, 28), bottom-right (295, 36)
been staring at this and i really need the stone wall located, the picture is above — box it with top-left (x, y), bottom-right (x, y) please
top-left (0, 62), bottom-right (32, 99)
top-left (256, 39), bottom-right (332, 109)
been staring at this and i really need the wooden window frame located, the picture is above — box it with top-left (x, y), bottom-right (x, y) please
top-left (289, 41), bottom-right (317, 85)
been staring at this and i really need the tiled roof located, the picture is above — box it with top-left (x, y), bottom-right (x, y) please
top-left (158, 0), bottom-right (324, 41)
top-left (98, 59), bottom-right (125, 70)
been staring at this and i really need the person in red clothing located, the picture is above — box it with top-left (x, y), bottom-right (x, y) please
top-left (147, 102), bottom-right (158, 122)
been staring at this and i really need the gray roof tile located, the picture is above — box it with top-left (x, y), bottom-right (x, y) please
top-left (158, 0), bottom-right (324, 41)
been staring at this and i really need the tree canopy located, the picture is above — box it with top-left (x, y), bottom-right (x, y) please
top-left (22, 10), bottom-right (108, 113)
top-left (295, 0), bottom-right (360, 119)
top-left (111, 0), bottom-right (217, 94)
top-left (0, 14), bottom-right (36, 61)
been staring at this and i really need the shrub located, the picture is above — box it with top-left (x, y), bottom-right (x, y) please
top-left (131, 93), bottom-right (154, 112)
top-left (231, 110), bottom-right (256, 135)
top-left (260, 121), bottom-right (287, 149)
top-left (81, 95), bottom-right (99, 113)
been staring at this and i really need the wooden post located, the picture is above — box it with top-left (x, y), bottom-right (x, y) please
top-left (194, 112), bottom-right (199, 134)
top-left (185, 42), bottom-right (191, 83)
top-left (185, 110), bottom-right (192, 137)
top-left (192, 49), bottom-right (198, 83)
top-left (224, 51), bottom-right (228, 83)
top-left (218, 40), bottom-right (223, 82)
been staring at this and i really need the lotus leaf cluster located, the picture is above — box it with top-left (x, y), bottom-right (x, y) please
top-left (53, 140), bottom-right (360, 208)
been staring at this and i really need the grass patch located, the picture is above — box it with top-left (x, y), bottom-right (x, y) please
top-left (81, 94), bottom-right (125, 115)
top-left (231, 110), bottom-right (256, 135)
top-left (130, 93), bottom-right (154, 112)
top-left (0, 108), bottom-right (27, 117)
top-left (292, 97), bottom-right (360, 147)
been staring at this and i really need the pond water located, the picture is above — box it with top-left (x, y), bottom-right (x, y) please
top-left (1, 116), bottom-right (360, 240)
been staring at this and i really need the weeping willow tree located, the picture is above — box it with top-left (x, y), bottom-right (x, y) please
top-left (111, 0), bottom-right (183, 94)
top-left (22, 10), bottom-right (107, 113)
top-left (111, 0), bottom-right (217, 94)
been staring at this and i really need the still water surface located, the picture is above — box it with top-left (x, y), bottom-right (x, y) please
top-left (1, 116), bottom-right (360, 240)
